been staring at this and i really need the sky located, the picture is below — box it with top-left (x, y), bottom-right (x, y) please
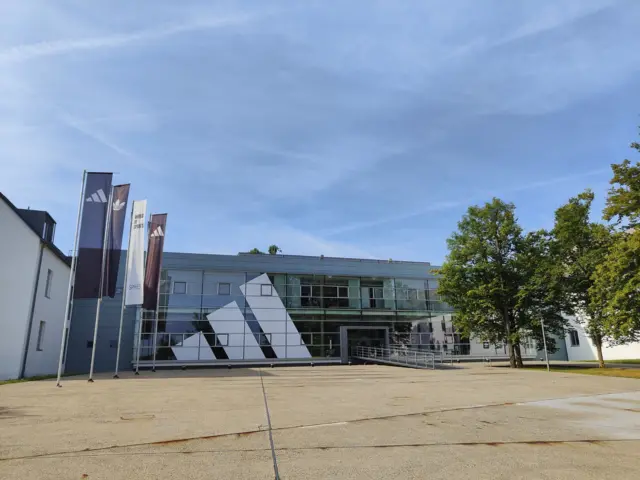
top-left (1, 0), bottom-right (639, 265)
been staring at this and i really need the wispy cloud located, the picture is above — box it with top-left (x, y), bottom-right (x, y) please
top-left (61, 116), bottom-right (130, 156)
top-left (0, 14), bottom-right (255, 64)
top-left (0, 0), bottom-right (637, 264)
top-left (323, 168), bottom-right (612, 237)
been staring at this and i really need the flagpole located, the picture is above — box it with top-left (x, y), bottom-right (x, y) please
top-left (135, 213), bottom-right (153, 376)
top-left (134, 307), bottom-right (143, 375)
top-left (113, 202), bottom-right (135, 378)
top-left (88, 186), bottom-right (114, 383)
top-left (56, 170), bottom-right (87, 387)
top-left (151, 218), bottom-right (166, 373)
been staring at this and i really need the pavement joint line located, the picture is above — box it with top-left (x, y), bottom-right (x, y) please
top-left (3, 438), bottom-right (639, 462)
top-left (0, 402), bottom-right (508, 462)
top-left (4, 389), bottom-right (639, 463)
top-left (259, 367), bottom-right (281, 480)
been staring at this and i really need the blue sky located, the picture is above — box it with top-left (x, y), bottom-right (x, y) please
top-left (1, 0), bottom-right (639, 265)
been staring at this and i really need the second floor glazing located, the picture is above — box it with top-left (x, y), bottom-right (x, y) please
top-left (159, 270), bottom-right (452, 313)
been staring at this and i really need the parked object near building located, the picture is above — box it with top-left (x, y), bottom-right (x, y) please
top-left (65, 252), bottom-right (540, 373)
top-left (0, 193), bottom-right (71, 380)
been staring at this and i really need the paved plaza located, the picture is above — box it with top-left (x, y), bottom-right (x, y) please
top-left (1, 364), bottom-right (639, 479)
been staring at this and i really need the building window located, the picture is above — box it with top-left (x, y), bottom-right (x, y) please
top-left (173, 281), bottom-right (187, 294)
top-left (569, 330), bottom-right (580, 347)
top-left (216, 334), bottom-right (229, 347)
top-left (36, 321), bottom-right (46, 351)
top-left (258, 333), bottom-right (272, 345)
top-left (44, 269), bottom-right (53, 298)
top-left (218, 283), bottom-right (231, 295)
top-left (261, 284), bottom-right (272, 296)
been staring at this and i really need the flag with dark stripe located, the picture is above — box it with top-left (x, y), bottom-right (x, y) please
top-left (103, 184), bottom-right (130, 298)
top-left (73, 172), bottom-right (113, 299)
top-left (143, 213), bottom-right (167, 310)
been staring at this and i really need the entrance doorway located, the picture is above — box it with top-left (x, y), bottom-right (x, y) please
top-left (339, 326), bottom-right (389, 363)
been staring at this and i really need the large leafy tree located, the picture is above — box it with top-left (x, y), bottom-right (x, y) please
top-left (591, 230), bottom-right (640, 344)
top-left (551, 190), bottom-right (613, 367)
top-left (437, 198), bottom-right (565, 368)
top-left (514, 230), bottom-right (568, 357)
top-left (591, 134), bottom-right (640, 347)
top-left (603, 133), bottom-right (640, 228)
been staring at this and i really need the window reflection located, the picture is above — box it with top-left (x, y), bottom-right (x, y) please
top-left (141, 268), bottom-right (456, 362)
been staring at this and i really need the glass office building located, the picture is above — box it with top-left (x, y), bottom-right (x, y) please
top-left (133, 253), bottom-right (469, 367)
top-left (65, 252), bottom-right (535, 374)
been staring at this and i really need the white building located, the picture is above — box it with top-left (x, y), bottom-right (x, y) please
top-left (564, 315), bottom-right (640, 362)
top-left (0, 192), bottom-right (71, 380)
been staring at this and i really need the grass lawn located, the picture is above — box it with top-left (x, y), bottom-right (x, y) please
top-left (527, 366), bottom-right (640, 379)
top-left (579, 359), bottom-right (640, 364)
top-left (0, 374), bottom-right (57, 386)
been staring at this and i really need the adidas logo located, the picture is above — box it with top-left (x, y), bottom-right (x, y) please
top-left (85, 189), bottom-right (108, 203)
top-left (112, 199), bottom-right (126, 211)
top-left (150, 226), bottom-right (164, 237)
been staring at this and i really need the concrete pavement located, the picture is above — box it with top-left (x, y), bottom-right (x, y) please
top-left (1, 364), bottom-right (639, 479)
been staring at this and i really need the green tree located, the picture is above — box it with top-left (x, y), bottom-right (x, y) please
top-left (438, 198), bottom-right (565, 367)
top-left (591, 230), bottom-right (640, 344)
top-left (268, 245), bottom-right (282, 255)
top-left (514, 230), bottom-right (568, 359)
top-left (603, 133), bottom-right (640, 228)
top-left (247, 248), bottom-right (264, 254)
top-left (437, 199), bottom-right (520, 366)
top-left (551, 190), bottom-right (613, 367)
top-left (591, 135), bottom-right (640, 347)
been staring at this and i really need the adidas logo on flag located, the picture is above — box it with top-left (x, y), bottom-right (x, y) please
top-left (85, 189), bottom-right (108, 203)
top-left (150, 226), bottom-right (164, 237)
top-left (112, 199), bottom-right (126, 211)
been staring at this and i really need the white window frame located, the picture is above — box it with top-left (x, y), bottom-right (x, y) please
top-left (216, 334), bottom-right (229, 346)
top-left (569, 329), bottom-right (580, 347)
top-left (300, 333), bottom-right (312, 345)
top-left (259, 332), bottom-right (272, 345)
top-left (218, 282), bottom-right (231, 295)
top-left (36, 321), bottom-right (46, 351)
top-left (173, 281), bottom-right (187, 294)
top-left (260, 284), bottom-right (273, 296)
top-left (44, 269), bottom-right (53, 298)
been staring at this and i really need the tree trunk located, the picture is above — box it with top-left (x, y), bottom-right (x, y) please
top-left (507, 340), bottom-right (516, 368)
top-left (505, 320), bottom-right (518, 368)
top-left (592, 333), bottom-right (605, 368)
top-left (514, 342), bottom-right (524, 368)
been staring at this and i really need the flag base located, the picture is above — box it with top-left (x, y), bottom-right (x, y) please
top-left (113, 374), bottom-right (120, 379)
top-left (88, 378), bottom-right (94, 383)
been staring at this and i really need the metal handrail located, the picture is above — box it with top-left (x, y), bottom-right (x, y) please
top-left (351, 345), bottom-right (436, 369)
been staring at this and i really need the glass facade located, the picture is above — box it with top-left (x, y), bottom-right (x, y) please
top-left (133, 268), bottom-right (537, 363)
top-left (134, 268), bottom-right (464, 363)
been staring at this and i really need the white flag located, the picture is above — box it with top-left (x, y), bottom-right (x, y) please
top-left (125, 200), bottom-right (146, 305)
